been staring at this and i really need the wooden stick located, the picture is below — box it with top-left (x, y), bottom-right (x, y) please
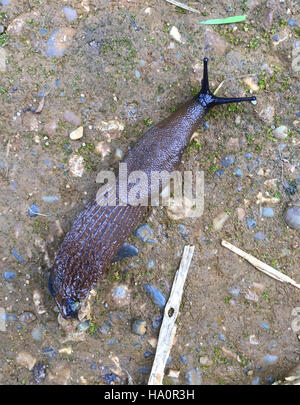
top-left (221, 240), bottom-right (300, 289)
top-left (148, 245), bottom-right (195, 385)
top-left (165, 0), bottom-right (200, 14)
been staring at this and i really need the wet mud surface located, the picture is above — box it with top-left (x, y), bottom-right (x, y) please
top-left (0, 0), bottom-right (299, 385)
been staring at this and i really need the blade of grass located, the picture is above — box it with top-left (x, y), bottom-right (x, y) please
top-left (199, 15), bottom-right (247, 25)
top-left (165, 0), bottom-right (200, 14)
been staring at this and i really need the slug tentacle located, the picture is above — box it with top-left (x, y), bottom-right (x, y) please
top-left (198, 57), bottom-right (256, 109)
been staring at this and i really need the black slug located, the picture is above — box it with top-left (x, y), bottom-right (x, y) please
top-left (49, 58), bottom-right (256, 319)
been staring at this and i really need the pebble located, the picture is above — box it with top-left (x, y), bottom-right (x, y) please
top-left (62, 6), bottom-right (78, 22)
top-left (243, 77), bottom-right (259, 92)
top-left (134, 224), bottom-right (155, 243)
top-left (110, 284), bottom-right (131, 307)
top-left (186, 368), bottom-right (202, 385)
top-left (96, 120), bottom-right (124, 141)
top-left (259, 321), bottom-right (270, 330)
top-left (213, 212), bottom-right (229, 231)
top-left (252, 377), bottom-right (260, 385)
top-left (77, 320), bottom-right (90, 331)
top-left (4, 271), bottom-right (16, 280)
top-left (99, 320), bottom-right (112, 335)
top-left (283, 181), bottom-right (297, 196)
top-left (0, 48), bottom-right (7, 72)
top-left (288, 19), bottom-right (298, 27)
top-left (254, 232), bottom-right (266, 241)
top-left (262, 207), bottom-right (274, 218)
top-left (12, 249), bottom-right (24, 262)
top-left (114, 148), bottom-right (123, 160)
top-left (199, 356), bottom-right (213, 366)
top-left (283, 202), bottom-right (300, 229)
top-left (218, 333), bottom-right (227, 342)
top-left (33, 290), bottom-right (46, 314)
top-left (19, 312), bottom-right (36, 324)
top-left (112, 243), bottom-right (138, 262)
top-left (47, 28), bottom-right (75, 58)
top-left (263, 354), bottom-right (278, 365)
top-left (180, 355), bottom-right (187, 363)
top-left (258, 105), bottom-right (275, 123)
top-left (95, 142), bottom-right (111, 158)
top-left (143, 284), bottom-right (166, 308)
top-left (131, 320), bottom-right (146, 336)
top-left (215, 169), bottom-right (224, 177)
top-left (105, 373), bottom-right (116, 384)
top-left (151, 314), bottom-right (162, 329)
top-left (7, 15), bottom-right (25, 35)
top-left (144, 350), bottom-right (153, 359)
top-left (70, 126), bottom-right (83, 140)
top-left (146, 259), bottom-right (154, 269)
top-left (42, 196), bottom-right (59, 203)
top-left (69, 154), bottom-right (85, 177)
top-left (246, 218), bottom-right (256, 230)
top-left (170, 26), bottom-right (183, 43)
top-left (228, 286), bottom-right (240, 297)
top-left (32, 326), bottom-right (44, 341)
top-left (233, 167), bottom-right (242, 178)
top-left (32, 363), bottom-right (46, 383)
top-left (28, 203), bottom-right (39, 217)
top-left (221, 155), bottom-right (234, 168)
top-left (272, 126), bottom-right (288, 139)
top-left (16, 351), bottom-right (36, 370)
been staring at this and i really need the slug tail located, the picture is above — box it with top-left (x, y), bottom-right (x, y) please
top-left (199, 57), bottom-right (256, 108)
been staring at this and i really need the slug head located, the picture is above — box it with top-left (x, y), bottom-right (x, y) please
top-left (198, 57), bottom-right (256, 109)
top-left (48, 269), bottom-right (80, 319)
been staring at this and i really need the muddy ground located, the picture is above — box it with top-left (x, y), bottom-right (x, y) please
top-left (0, 0), bottom-right (299, 385)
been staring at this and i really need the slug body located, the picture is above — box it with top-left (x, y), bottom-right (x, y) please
top-left (49, 58), bottom-right (255, 318)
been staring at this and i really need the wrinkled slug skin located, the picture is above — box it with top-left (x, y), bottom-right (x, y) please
top-left (50, 98), bottom-right (206, 318)
top-left (49, 58), bottom-right (256, 318)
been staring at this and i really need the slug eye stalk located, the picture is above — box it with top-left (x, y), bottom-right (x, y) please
top-left (198, 57), bottom-right (256, 108)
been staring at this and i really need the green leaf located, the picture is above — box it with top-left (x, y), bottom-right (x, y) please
top-left (199, 15), bottom-right (247, 25)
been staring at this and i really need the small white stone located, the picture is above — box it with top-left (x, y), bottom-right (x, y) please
top-left (115, 148), bottom-right (123, 160)
top-left (213, 212), bottom-right (229, 231)
top-left (170, 26), bottom-right (183, 43)
top-left (69, 155), bottom-right (85, 177)
top-left (145, 7), bottom-right (151, 14)
top-left (70, 126), bottom-right (84, 140)
top-left (272, 125), bottom-right (288, 139)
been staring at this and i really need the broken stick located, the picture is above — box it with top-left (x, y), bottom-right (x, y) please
top-left (148, 245), bottom-right (195, 385)
top-left (221, 240), bottom-right (300, 289)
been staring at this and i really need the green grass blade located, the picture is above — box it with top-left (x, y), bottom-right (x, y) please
top-left (199, 15), bottom-right (247, 25)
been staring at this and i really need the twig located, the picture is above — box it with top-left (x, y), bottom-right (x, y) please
top-left (165, 0), bottom-right (200, 14)
top-left (148, 245), bottom-right (195, 385)
top-left (221, 240), bottom-right (300, 289)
